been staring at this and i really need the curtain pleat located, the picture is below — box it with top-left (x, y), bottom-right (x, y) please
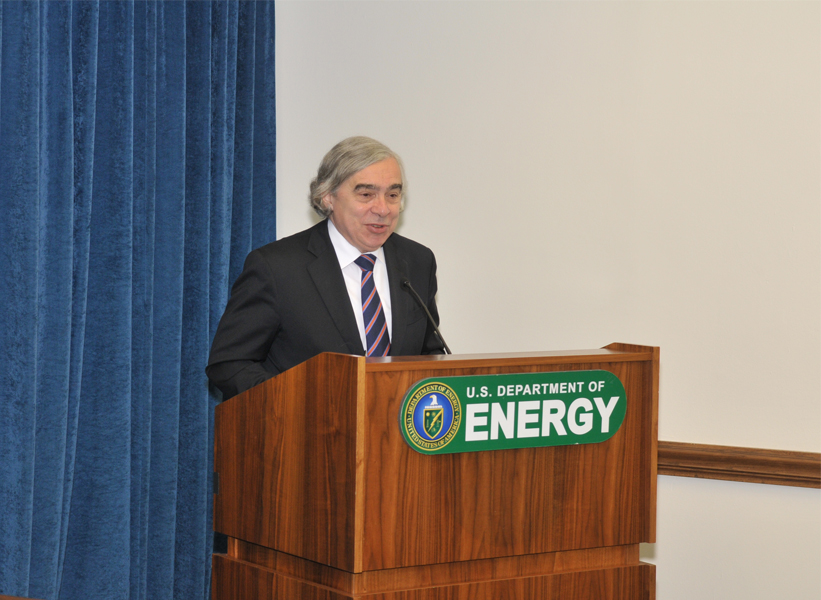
top-left (176, 4), bottom-right (215, 599)
top-left (129, 3), bottom-right (154, 598)
top-left (30, 3), bottom-right (76, 599)
top-left (0, 2), bottom-right (42, 595)
top-left (0, 2), bottom-right (276, 599)
top-left (251, 0), bottom-right (276, 251)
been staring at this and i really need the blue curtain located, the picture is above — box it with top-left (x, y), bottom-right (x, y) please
top-left (0, 2), bottom-right (276, 599)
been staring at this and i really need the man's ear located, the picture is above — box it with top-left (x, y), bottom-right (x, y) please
top-left (322, 193), bottom-right (334, 213)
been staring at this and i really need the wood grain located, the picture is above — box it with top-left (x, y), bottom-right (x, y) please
top-left (365, 348), bottom-right (657, 372)
top-left (212, 553), bottom-right (655, 599)
top-left (605, 343), bottom-right (659, 541)
top-left (359, 352), bottom-right (657, 570)
top-left (214, 353), bottom-right (363, 570)
top-left (658, 441), bottom-right (821, 488)
top-left (226, 538), bottom-right (642, 595)
top-left (213, 344), bottom-right (659, 598)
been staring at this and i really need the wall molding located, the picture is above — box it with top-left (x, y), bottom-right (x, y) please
top-left (658, 441), bottom-right (821, 489)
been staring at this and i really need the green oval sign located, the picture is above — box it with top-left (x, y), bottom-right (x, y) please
top-left (399, 370), bottom-right (627, 455)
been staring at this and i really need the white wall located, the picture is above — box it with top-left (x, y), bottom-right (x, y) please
top-left (645, 475), bottom-right (821, 599)
top-left (276, 1), bottom-right (820, 597)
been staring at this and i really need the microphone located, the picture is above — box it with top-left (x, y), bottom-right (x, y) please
top-left (400, 276), bottom-right (451, 354)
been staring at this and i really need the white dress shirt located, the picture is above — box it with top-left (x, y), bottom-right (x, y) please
top-left (327, 219), bottom-right (393, 352)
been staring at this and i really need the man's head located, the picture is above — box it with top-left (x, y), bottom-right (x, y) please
top-left (310, 137), bottom-right (405, 253)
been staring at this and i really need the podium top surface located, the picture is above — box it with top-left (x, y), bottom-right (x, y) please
top-left (360, 344), bottom-right (657, 372)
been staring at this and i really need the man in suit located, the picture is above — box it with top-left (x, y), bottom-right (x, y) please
top-left (206, 137), bottom-right (444, 399)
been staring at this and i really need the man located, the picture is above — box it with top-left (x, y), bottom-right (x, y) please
top-left (206, 136), bottom-right (444, 399)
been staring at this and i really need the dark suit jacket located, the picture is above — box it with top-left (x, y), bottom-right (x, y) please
top-left (206, 220), bottom-right (443, 399)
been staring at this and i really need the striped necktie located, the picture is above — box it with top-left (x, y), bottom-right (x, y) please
top-left (354, 254), bottom-right (391, 357)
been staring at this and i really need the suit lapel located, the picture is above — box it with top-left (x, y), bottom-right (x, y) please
top-left (384, 237), bottom-right (412, 356)
top-left (307, 221), bottom-right (365, 355)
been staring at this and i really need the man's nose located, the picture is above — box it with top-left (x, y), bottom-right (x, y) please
top-left (371, 194), bottom-right (389, 215)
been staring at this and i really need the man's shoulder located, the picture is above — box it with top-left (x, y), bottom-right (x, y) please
top-left (386, 231), bottom-right (435, 260)
top-left (243, 221), bottom-right (330, 275)
top-left (252, 221), bottom-right (328, 256)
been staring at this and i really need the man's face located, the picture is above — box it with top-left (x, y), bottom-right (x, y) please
top-left (325, 157), bottom-right (402, 253)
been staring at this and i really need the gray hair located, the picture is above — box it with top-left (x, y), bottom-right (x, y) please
top-left (309, 136), bottom-right (406, 217)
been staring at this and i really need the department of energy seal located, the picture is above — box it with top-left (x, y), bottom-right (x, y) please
top-left (402, 382), bottom-right (462, 452)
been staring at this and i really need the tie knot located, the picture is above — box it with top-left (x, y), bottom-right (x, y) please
top-left (354, 254), bottom-right (377, 272)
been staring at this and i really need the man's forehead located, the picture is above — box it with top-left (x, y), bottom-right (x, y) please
top-left (346, 158), bottom-right (403, 187)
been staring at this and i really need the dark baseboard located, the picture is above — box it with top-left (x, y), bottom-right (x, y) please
top-left (658, 441), bottom-right (821, 489)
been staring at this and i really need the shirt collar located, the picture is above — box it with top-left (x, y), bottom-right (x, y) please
top-left (327, 219), bottom-right (385, 268)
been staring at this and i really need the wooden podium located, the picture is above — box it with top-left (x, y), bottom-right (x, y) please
top-left (212, 343), bottom-right (658, 599)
